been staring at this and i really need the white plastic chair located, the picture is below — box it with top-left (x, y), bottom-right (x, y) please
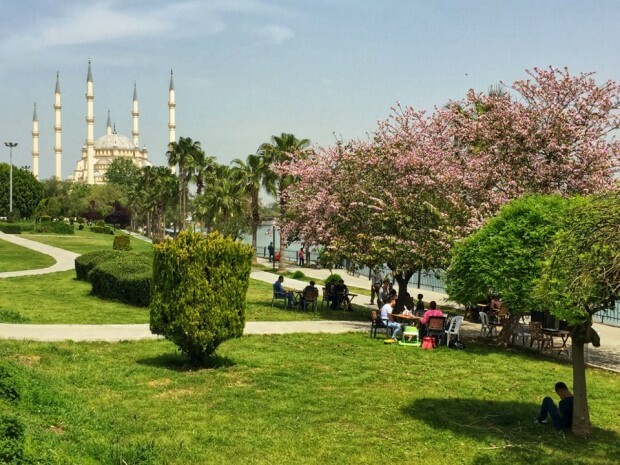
top-left (479, 312), bottom-right (496, 337)
top-left (445, 316), bottom-right (463, 346)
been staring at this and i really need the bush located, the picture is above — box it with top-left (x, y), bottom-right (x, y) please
top-left (0, 364), bottom-right (20, 402)
top-left (0, 224), bottom-right (21, 234)
top-left (150, 231), bottom-right (253, 361)
top-left (90, 253), bottom-right (152, 307)
top-left (291, 270), bottom-right (305, 279)
top-left (0, 415), bottom-right (25, 464)
top-left (91, 225), bottom-right (111, 234)
top-left (0, 309), bottom-right (29, 323)
top-left (39, 215), bottom-right (51, 222)
top-left (325, 273), bottom-right (342, 284)
top-left (6, 209), bottom-right (20, 223)
top-left (113, 235), bottom-right (132, 251)
top-left (78, 224), bottom-right (84, 231)
top-left (74, 250), bottom-right (124, 281)
top-left (96, 220), bottom-right (105, 227)
top-left (35, 221), bottom-right (74, 234)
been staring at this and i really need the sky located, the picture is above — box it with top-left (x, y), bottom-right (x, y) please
top-left (0, 0), bottom-right (619, 180)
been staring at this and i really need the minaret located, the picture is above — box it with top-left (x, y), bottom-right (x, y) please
top-left (168, 70), bottom-right (176, 173)
top-left (32, 103), bottom-right (39, 180)
top-left (132, 82), bottom-right (139, 147)
top-left (54, 72), bottom-right (62, 180)
top-left (86, 61), bottom-right (95, 184)
top-left (106, 110), bottom-right (112, 135)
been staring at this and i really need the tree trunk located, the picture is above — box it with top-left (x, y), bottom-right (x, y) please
top-left (278, 238), bottom-right (287, 272)
top-left (251, 220), bottom-right (259, 264)
top-left (571, 338), bottom-right (591, 438)
top-left (394, 270), bottom-right (414, 313)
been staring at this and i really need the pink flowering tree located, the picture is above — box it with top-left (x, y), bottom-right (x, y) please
top-left (282, 67), bottom-right (619, 311)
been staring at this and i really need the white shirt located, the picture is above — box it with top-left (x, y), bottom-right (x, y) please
top-left (380, 303), bottom-right (393, 321)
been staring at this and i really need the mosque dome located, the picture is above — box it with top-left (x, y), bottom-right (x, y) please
top-left (94, 133), bottom-right (136, 150)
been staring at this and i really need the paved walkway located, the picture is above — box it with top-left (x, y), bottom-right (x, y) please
top-left (1, 233), bottom-right (618, 372)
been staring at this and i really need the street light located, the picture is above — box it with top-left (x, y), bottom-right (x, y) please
top-left (4, 142), bottom-right (17, 213)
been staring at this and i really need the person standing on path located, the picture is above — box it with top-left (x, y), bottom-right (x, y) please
top-left (298, 248), bottom-right (305, 266)
top-left (370, 268), bottom-right (382, 305)
top-left (268, 242), bottom-right (274, 262)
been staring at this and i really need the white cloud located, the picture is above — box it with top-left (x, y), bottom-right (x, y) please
top-left (257, 25), bottom-right (294, 45)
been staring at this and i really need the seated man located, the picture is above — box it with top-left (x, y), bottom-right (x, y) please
top-left (380, 297), bottom-right (402, 341)
top-left (273, 275), bottom-right (296, 308)
top-left (418, 301), bottom-right (443, 338)
top-left (331, 279), bottom-right (349, 309)
top-left (535, 381), bottom-right (574, 429)
top-left (301, 280), bottom-right (318, 309)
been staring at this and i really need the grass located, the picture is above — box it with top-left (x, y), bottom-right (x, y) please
top-left (0, 273), bottom-right (369, 324)
top-left (0, 334), bottom-right (618, 464)
top-left (22, 229), bottom-right (154, 256)
top-left (0, 238), bottom-right (56, 272)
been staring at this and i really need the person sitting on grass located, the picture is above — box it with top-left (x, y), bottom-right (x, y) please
top-left (273, 275), bottom-right (296, 308)
top-left (380, 297), bottom-right (402, 341)
top-left (535, 381), bottom-right (574, 429)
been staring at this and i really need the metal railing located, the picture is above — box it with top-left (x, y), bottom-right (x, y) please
top-left (593, 301), bottom-right (620, 327)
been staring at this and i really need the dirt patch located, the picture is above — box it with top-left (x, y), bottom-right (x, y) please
top-left (48, 424), bottom-right (65, 434)
top-left (154, 388), bottom-right (196, 399)
top-left (18, 355), bottom-right (41, 366)
top-left (148, 378), bottom-right (172, 388)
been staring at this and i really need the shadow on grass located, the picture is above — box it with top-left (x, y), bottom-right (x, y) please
top-left (406, 398), bottom-right (620, 465)
top-left (136, 352), bottom-right (235, 372)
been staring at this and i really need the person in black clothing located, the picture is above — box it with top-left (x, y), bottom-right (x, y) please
top-left (331, 279), bottom-right (349, 309)
top-left (535, 381), bottom-right (574, 429)
top-left (267, 242), bottom-right (274, 262)
top-left (415, 293), bottom-right (425, 316)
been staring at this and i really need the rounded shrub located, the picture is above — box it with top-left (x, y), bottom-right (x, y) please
top-left (113, 234), bottom-right (132, 251)
top-left (325, 273), bottom-right (342, 284)
top-left (74, 250), bottom-right (124, 282)
top-left (150, 231), bottom-right (253, 362)
top-left (90, 253), bottom-right (152, 307)
top-left (39, 215), bottom-right (51, 223)
top-left (291, 270), bottom-right (305, 279)
top-left (96, 220), bottom-right (105, 227)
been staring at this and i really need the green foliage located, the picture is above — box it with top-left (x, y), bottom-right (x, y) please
top-left (74, 250), bottom-right (124, 281)
top-left (6, 210), bottom-right (20, 222)
top-left (39, 215), bottom-right (51, 222)
top-left (150, 231), bottom-right (253, 361)
top-left (291, 270), bottom-right (305, 279)
top-left (0, 415), bottom-right (25, 464)
top-left (91, 225), bottom-right (111, 234)
top-left (96, 220), bottom-right (105, 227)
top-left (78, 224), bottom-right (84, 230)
top-left (0, 364), bottom-right (20, 402)
top-left (0, 309), bottom-right (29, 323)
top-left (325, 273), bottom-right (342, 284)
top-left (536, 189), bottom-right (620, 324)
top-left (113, 234), bottom-right (132, 251)
top-left (89, 253), bottom-right (152, 307)
top-left (446, 195), bottom-right (571, 314)
top-left (34, 221), bottom-right (74, 234)
top-left (0, 164), bottom-right (44, 219)
top-left (0, 224), bottom-right (21, 234)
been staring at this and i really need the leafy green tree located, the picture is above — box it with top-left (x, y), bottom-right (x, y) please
top-left (167, 137), bottom-right (204, 230)
top-left (105, 158), bottom-right (141, 191)
top-left (150, 231), bottom-right (253, 362)
top-left (259, 133), bottom-right (310, 271)
top-left (0, 164), bottom-right (44, 219)
top-left (536, 189), bottom-right (620, 437)
top-left (446, 195), bottom-right (572, 344)
top-left (231, 153), bottom-right (276, 263)
top-left (133, 166), bottom-right (178, 243)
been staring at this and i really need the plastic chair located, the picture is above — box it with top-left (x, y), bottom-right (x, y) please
top-left (370, 311), bottom-right (388, 338)
top-left (426, 316), bottom-right (446, 346)
top-left (302, 288), bottom-right (319, 311)
top-left (479, 312), bottom-right (496, 337)
top-left (445, 316), bottom-right (463, 346)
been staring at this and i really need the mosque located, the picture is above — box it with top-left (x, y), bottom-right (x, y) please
top-left (31, 61), bottom-right (177, 184)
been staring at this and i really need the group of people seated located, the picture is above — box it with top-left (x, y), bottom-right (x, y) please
top-left (273, 275), bottom-right (319, 309)
top-left (380, 292), bottom-right (445, 341)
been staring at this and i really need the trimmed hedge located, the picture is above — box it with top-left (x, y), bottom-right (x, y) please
top-left (90, 253), bottom-right (152, 307)
top-left (74, 250), bottom-right (124, 281)
top-left (34, 221), bottom-right (74, 234)
top-left (113, 234), bottom-right (132, 251)
top-left (150, 231), bottom-right (253, 361)
top-left (0, 224), bottom-right (21, 234)
top-left (91, 225), bottom-right (111, 234)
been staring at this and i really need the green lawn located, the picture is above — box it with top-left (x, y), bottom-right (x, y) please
top-left (22, 229), bottom-right (154, 255)
top-left (0, 334), bottom-right (617, 464)
top-left (0, 238), bottom-right (56, 272)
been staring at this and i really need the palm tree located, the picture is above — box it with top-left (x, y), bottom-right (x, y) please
top-left (166, 137), bottom-right (204, 230)
top-left (231, 153), bottom-right (276, 263)
top-left (134, 166), bottom-right (177, 243)
top-left (259, 133), bottom-right (310, 271)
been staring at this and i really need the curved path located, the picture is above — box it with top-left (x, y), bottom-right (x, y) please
top-left (0, 231), bottom-right (79, 278)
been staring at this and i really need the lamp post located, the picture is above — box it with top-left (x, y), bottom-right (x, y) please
top-left (272, 220), bottom-right (276, 271)
top-left (4, 142), bottom-right (17, 213)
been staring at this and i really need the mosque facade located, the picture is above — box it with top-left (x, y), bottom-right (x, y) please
top-left (31, 62), bottom-right (177, 184)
